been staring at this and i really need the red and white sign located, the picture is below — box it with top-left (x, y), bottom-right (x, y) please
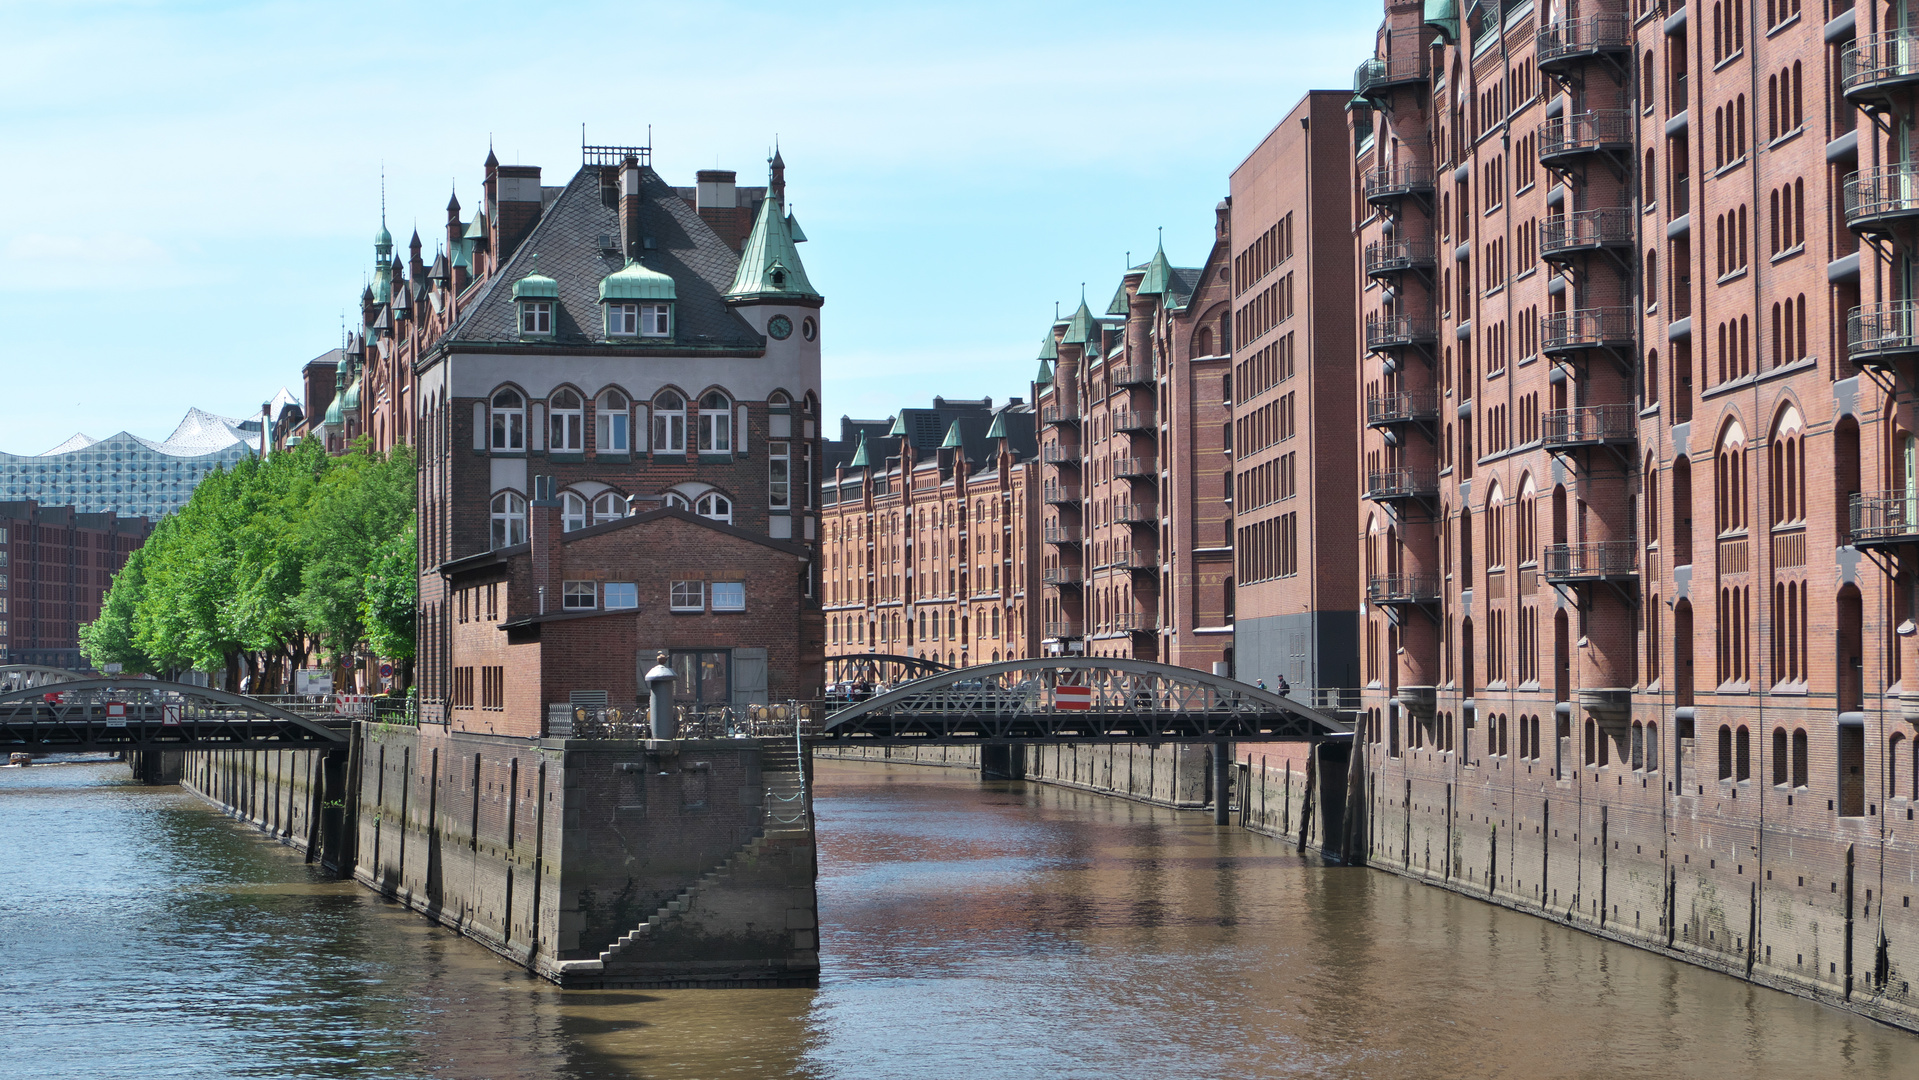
top-left (105, 702), bottom-right (127, 728)
top-left (1055, 685), bottom-right (1093, 711)
top-left (161, 704), bottom-right (181, 726)
top-left (337, 693), bottom-right (373, 717)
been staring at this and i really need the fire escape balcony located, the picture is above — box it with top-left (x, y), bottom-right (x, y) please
top-left (1537, 110), bottom-right (1634, 171)
top-left (1841, 30), bottom-right (1919, 110)
top-left (1365, 467), bottom-right (1439, 504)
top-left (1111, 362), bottom-right (1155, 386)
top-left (1366, 573), bottom-right (1441, 606)
top-left (1040, 443), bottom-right (1080, 465)
top-left (1110, 612), bottom-right (1156, 634)
top-left (1041, 565), bottom-right (1084, 586)
top-left (1113, 455), bottom-right (1156, 478)
top-left (1112, 410), bottom-right (1156, 433)
top-left (1362, 164), bottom-right (1436, 207)
top-left (1363, 239), bottom-right (1438, 280)
top-left (1850, 491), bottom-right (1919, 549)
top-left (1353, 30), bottom-right (1430, 99)
top-left (1364, 389), bottom-right (1440, 429)
top-left (1847, 301), bottom-right (1919, 369)
top-left (1044, 621), bottom-right (1084, 640)
top-left (1114, 548), bottom-right (1157, 572)
top-left (1542, 541), bottom-right (1638, 584)
top-left (1041, 403), bottom-right (1080, 426)
top-left (1538, 208), bottom-right (1634, 264)
top-left (1113, 500), bottom-right (1158, 524)
top-left (1541, 403), bottom-right (1638, 452)
top-left (1365, 313), bottom-right (1439, 352)
top-left (1043, 525), bottom-right (1082, 545)
top-left (1541, 306), bottom-right (1635, 359)
top-left (1843, 163), bottom-right (1919, 235)
top-left (1042, 482), bottom-right (1081, 505)
top-left (1535, 14), bottom-right (1631, 76)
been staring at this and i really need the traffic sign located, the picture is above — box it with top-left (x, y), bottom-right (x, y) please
top-left (106, 702), bottom-right (127, 728)
top-left (162, 704), bottom-right (181, 726)
top-left (1056, 685), bottom-right (1092, 711)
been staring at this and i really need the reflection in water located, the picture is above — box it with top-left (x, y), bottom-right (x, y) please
top-left (0, 760), bottom-right (1911, 1079)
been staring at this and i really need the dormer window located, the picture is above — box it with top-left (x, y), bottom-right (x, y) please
top-left (510, 259), bottom-right (559, 338)
top-left (606, 302), bottom-right (671, 337)
top-left (520, 302), bottom-right (552, 334)
top-left (598, 258), bottom-right (676, 340)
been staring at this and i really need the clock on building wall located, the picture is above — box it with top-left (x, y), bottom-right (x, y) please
top-left (767, 315), bottom-right (793, 340)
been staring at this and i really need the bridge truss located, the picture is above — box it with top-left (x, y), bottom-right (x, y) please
top-left (0, 679), bottom-right (349, 752)
top-left (821, 658), bottom-right (1350, 744)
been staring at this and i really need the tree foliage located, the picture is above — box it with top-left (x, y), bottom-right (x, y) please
top-left (80, 437), bottom-right (416, 686)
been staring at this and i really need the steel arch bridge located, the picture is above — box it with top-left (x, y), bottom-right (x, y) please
top-left (0, 665), bottom-right (89, 693)
top-left (825, 653), bottom-right (952, 685)
top-left (0, 679), bottom-right (349, 752)
top-left (820, 657), bottom-right (1350, 744)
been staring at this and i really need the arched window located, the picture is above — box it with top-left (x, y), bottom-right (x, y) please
top-left (696, 492), bottom-right (732, 522)
top-left (1716, 420), bottom-right (1748, 534)
top-left (592, 492), bottom-right (627, 524)
top-left (491, 389), bottom-right (525, 451)
top-left (1769, 406), bottom-right (1804, 526)
top-left (561, 491), bottom-right (588, 532)
top-left (596, 389), bottom-right (630, 452)
top-left (698, 391), bottom-right (732, 452)
top-left (1773, 727), bottom-right (1790, 785)
top-left (1718, 725), bottom-right (1734, 780)
top-left (1791, 727), bottom-right (1809, 787)
top-left (490, 491), bottom-right (527, 548)
top-left (663, 492), bottom-right (690, 511)
top-left (654, 391), bottom-right (686, 452)
top-left (1735, 725), bottom-right (1752, 781)
top-left (549, 388), bottom-right (584, 451)
top-left (1646, 722), bottom-right (1660, 772)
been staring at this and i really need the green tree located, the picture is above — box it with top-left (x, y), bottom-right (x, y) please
top-left (361, 519), bottom-right (417, 667)
top-left (78, 545), bottom-right (156, 673)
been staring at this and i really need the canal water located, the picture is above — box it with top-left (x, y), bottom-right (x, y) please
top-left (2, 758), bottom-right (1913, 1079)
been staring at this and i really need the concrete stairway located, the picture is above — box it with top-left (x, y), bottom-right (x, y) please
top-left (596, 831), bottom-right (775, 965)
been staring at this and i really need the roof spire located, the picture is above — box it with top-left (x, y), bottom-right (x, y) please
top-left (848, 431), bottom-right (871, 469)
top-left (940, 420), bottom-right (964, 451)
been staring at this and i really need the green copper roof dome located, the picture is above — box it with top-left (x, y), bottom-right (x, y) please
top-left (847, 431), bottom-right (871, 469)
top-left (375, 223), bottom-right (393, 254)
top-left (1135, 241), bottom-right (1175, 297)
top-left (985, 412), bottom-right (1008, 440)
top-left (726, 184), bottom-right (820, 302)
top-left (1038, 329), bottom-right (1058, 361)
top-left (599, 258), bottom-right (676, 302)
top-left (1106, 279), bottom-right (1132, 316)
top-left (511, 256), bottom-right (559, 301)
top-left (339, 373), bottom-right (361, 414)
top-left (940, 420), bottom-right (964, 450)
top-left (887, 414), bottom-right (909, 438)
top-left (1061, 295), bottom-right (1097, 345)
top-left (1035, 358), bottom-right (1053, 386)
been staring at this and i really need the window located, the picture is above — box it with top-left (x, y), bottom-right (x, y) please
top-left (561, 491), bottom-right (589, 532)
top-left (711, 581), bottom-right (745, 611)
top-left (770, 441), bottom-right (791, 509)
top-left (596, 389), bottom-right (630, 451)
top-left (698, 391), bottom-right (732, 452)
top-left (608, 302), bottom-right (640, 336)
top-left (549, 389), bottom-right (584, 451)
top-left (696, 492), bottom-right (732, 522)
top-left (603, 582), bottom-right (638, 609)
top-left (491, 389), bottom-right (525, 451)
top-left (591, 492), bottom-right (626, 524)
top-left (642, 304), bottom-right (670, 337)
top-left (562, 580), bottom-right (596, 609)
top-left (670, 580), bottom-right (705, 611)
top-left (490, 491), bottom-right (527, 548)
top-left (520, 301), bottom-right (551, 334)
top-left (654, 391), bottom-right (686, 452)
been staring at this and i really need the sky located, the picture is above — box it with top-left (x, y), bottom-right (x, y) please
top-left (0, 0), bottom-right (1379, 455)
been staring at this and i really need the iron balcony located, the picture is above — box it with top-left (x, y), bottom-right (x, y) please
top-left (1841, 30), bottom-right (1919, 105)
top-left (1110, 362), bottom-right (1154, 386)
top-left (1850, 491), bottom-right (1919, 548)
top-left (1538, 110), bottom-right (1634, 166)
top-left (1847, 301), bottom-right (1919, 369)
top-left (1043, 620), bottom-right (1084, 640)
top-left (1363, 239), bottom-right (1438, 279)
top-left (1541, 307), bottom-right (1635, 357)
top-left (1535, 13), bottom-right (1631, 73)
top-left (1542, 541), bottom-right (1638, 583)
top-left (1365, 314), bottom-right (1439, 351)
top-left (1112, 410), bottom-right (1156, 433)
top-left (1362, 164), bottom-right (1436, 206)
top-left (1113, 455), bottom-right (1156, 478)
top-left (1114, 548), bottom-right (1157, 572)
top-left (1353, 30), bottom-right (1430, 97)
top-left (1541, 403), bottom-right (1638, 449)
top-left (1843, 163), bottom-right (1919, 234)
top-left (1041, 565), bottom-right (1084, 586)
top-left (1364, 389), bottom-right (1440, 429)
top-left (1110, 612), bottom-right (1156, 633)
top-left (1040, 444), bottom-right (1079, 464)
top-left (1042, 483), bottom-right (1080, 505)
top-left (1365, 467), bottom-right (1439, 503)
top-left (1041, 403), bottom-right (1080, 426)
top-left (1043, 525), bottom-right (1082, 545)
top-left (1366, 573), bottom-right (1441, 606)
top-left (1539, 208), bottom-right (1634, 261)
top-left (1113, 500), bottom-right (1158, 524)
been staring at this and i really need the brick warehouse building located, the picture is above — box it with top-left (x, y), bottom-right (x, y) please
top-left (1347, 0), bottom-right (1919, 1027)
top-left (1229, 90), bottom-right (1363, 694)
top-left (0, 501), bottom-right (150, 667)
top-left (820, 399), bottom-right (1041, 668)
top-left (380, 142), bottom-right (825, 729)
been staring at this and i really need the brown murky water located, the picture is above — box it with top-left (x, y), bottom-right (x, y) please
top-left (1, 758), bottom-right (1912, 1078)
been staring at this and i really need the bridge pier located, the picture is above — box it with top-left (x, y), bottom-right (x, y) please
top-left (1211, 742), bottom-right (1231, 826)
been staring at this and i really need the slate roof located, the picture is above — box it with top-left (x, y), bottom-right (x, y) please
top-left (823, 401), bottom-right (1037, 474)
top-left (444, 166), bottom-right (764, 349)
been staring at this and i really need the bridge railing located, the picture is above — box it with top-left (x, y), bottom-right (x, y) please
top-left (550, 701), bottom-right (828, 740)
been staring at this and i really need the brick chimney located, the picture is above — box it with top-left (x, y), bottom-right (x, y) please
top-left (494, 164), bottom-right (544, 264)
top-left (620, 155), bottom-right (644, 261)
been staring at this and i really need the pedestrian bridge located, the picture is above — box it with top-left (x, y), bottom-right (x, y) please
top-left (819, 658), bottom-right (1349, 744)
top-left (0, 677), bottom-right (348, 752)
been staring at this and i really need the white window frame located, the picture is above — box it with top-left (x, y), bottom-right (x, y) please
top-left (603, 582), bottom-right (639, 609)
top-left (490, 491), bottom-right (527, 548)
top-left (769, 441), bottom-right (791, 509)
top-left (696, 493), bottom-right (733, 523)
top-left (698, 392), bottom-right (732, 452)
top-left (520, 301), bottom-right (552, 335)
top-left (491, 389), bottom-right (525, 451)
top-left (607, 303), bottom-right (639, 337)
top-left (670, 580), bottom-right (705, 612)
top-left (642, 304), bottom-right (671, 337)
top-left (654, 391), bottom-right (686, 452)
top-left (549, 389), bottom-right (584, 452)
top-left (562, 580), bottom-right (596, 610)
top-left (596, 390), bottom-right (630, 451)
top-left (711, 581), bottom-right (746, 611)
top-left (561, 491), bottom-right (588, 532)
top-left (591, 492), bottom-right (626, 524)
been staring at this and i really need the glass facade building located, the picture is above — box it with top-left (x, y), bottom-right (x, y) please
top-left (0, 409), bottom-right (260, 519)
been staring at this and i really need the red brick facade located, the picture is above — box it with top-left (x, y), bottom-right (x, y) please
top-left (1, 501), bottom-right (149, 667)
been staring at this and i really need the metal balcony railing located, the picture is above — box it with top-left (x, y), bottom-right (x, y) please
top-left (1843, 163), bottom-right (1919, 232)
top-left (1114, 548), bottom-right (1157, 571)
top-left (1354, 30), bottom-right (1431, 97)
top-left (1111, 362), bottom-right (1154, 386)
top-left (1851, 491), bottom-right (1919, 547)
top-left (1538, 110), bottom-right (1634, 163)
top-left (1542, 541), bottom-right (1638, 582)
top-left (1043, 525), bottom-right (1082, 544)
top-left (1536, 14), bottom-right (1632, 70)
top-left (1539, 209), bottom-right (1634, 258)
top-left (1362, 164), bottom-right (1437, 204)
top-left (1041, 403), bottom-right (1080, 425)
top-left (1044, 620), bottom-right (1084, 640)
top-left (1365, 314), bottom-right (1439, 351)
top-left (1842, 30), bottom-right (1919, 101)
top-left (1112, 410), bottom-right (1156, 433)
top-left (1111, 612), bottom-right (1156, 633)
top-left (1365, 467), bottom-right (1439, 502)
top-left (1541, 404), bottom-right (1638, 448)
top-left (1363, 239), bottom-right (1438, 278)
top-left (1847, 301), bottom-right (1919, 368)
top-left (1041, 565), bottom-right (1084, 585)
top-left (1113, 456), bottom-right (1156, 478)
top-left (1042, 483), bottom-right (1080, 505)
top-left (1542, 307), bottom-right (1635, 355)
top-left (1364, 389), bottom-right (1440, 428)
top-left (1367, 573), bottom-right (1441, 605)
top-left (1040, 443), bottom-right (1079, 464)
top-left (1114, 500), bottom-right (1158, 524)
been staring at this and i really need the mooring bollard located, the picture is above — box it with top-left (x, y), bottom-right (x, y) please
top-left (646, 652), bottom-right (677, 741)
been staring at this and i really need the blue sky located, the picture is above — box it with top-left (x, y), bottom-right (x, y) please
top-left (0, 1), bottom-right (1378, 454)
